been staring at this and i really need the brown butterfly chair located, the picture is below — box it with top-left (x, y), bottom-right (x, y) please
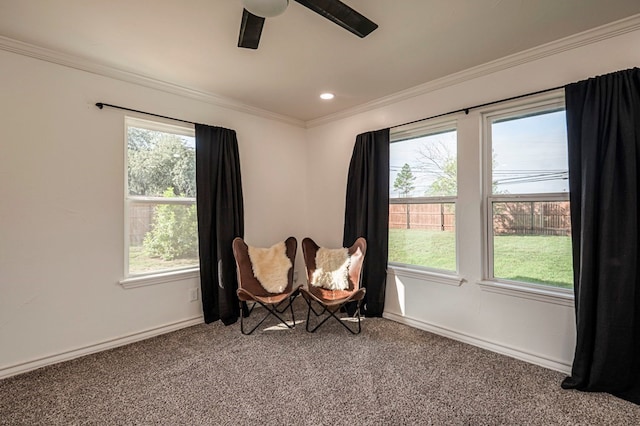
top-left (300, 237), bottom-right (367, 334)
top-left (232, 236), bottom-right (300, 335)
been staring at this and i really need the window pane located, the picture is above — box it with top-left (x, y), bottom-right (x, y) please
top-left (492, 201), bottom-right (572, 288)
top-left (491, 110), bottom-right (568, 194)
top-left (390, 129), bottom-right (457, 197)
top-left (389, 203), bottom-right (456, 271)
top-left (127, 126), bottom-right (196, 198)
top-left (129, 201), bottom-right (199, 275)
top-left (126, 119), bottom-right (198, 277)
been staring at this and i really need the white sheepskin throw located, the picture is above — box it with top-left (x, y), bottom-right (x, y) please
top-left (247, 242), bottom-right (292, 294)
top-left (311, 247), bottom-right (351, 290)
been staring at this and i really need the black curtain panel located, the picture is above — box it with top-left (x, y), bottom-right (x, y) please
top-left (343, 128), bottom-right (390, 317)
top-left (195, 124), bottom-right (244, 325)
top-left (561, 68), bottom-right (640, 404)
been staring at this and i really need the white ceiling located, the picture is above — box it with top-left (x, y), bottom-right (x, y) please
top-left (1, 0), bottom-right (640, 123)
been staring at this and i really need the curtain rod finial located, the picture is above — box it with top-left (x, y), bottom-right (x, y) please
top-left (95, 102), bottom-right (104, 109)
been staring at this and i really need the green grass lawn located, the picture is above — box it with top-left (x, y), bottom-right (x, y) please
top-left (129, 245), bottom-right (198, 275)
top-left (389, 228), bottom-right (457, 271)
top-left (388, 228), bottom-right (573, 288)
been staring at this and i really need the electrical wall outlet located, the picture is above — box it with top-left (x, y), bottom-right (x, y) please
top-left (189, 288), bottom-right (199, 302)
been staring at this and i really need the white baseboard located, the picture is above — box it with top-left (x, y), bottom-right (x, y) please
top-left (2, 312), bottom-right (570, 380)
top-left (0, 316), bottom-right (204, 380)
top-left (383, 311), bottom-right (572, 374)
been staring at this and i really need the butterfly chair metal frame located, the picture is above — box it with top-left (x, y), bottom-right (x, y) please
top-left (233, 236), bottom-right (300, 335)
top-left (300, 237), bottom-right (367, 335)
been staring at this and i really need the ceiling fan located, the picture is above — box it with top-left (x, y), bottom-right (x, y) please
top-left (238, 0), bottom-right (378, 49)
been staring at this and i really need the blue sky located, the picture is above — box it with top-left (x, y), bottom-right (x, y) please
top-left (492, 110), bottom-right (568, 194)
top-left (390, 110), bottom-right (568, 197)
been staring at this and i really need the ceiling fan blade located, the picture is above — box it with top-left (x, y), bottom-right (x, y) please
top-left (293, 0), bottom-right (378, 38)
top-left (238, 9), bottom-right (265, 49)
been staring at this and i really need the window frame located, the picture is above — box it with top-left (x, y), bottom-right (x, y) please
top-left (388, 117), bottom-right (463, 284)
top-left (480, 91), bottom-right (573, 301)
top-left (121, 117), bottom-right (199, 286)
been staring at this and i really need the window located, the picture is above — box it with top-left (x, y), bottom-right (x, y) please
top-left (483, 97), bottom-right (572, 290)
top-left (125, 117), bottom-right (198, 277)
top-left (389, 120), bottom-right (457, 272)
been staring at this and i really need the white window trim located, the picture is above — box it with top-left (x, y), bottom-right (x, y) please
top-left (391, 116), bottom-right (458, 143)
top-left (389, 195), bottom-right (456, 204)
top-left (389, 117), bottom-right (460, 275)
top-left (129, 196), bottom-right (196, 204)
top-left (389, 264), bottom-right (464, 287)
top-left (123, 116), bottom-right (198, 284)
top-left (477, 279), bottom-right (574, 307)
top-left (480, 90), bottom-right (573, 301)
top-left (120, 268), bottom-right (200, 289)
top-left (126, 116), bottom-right (195, 138)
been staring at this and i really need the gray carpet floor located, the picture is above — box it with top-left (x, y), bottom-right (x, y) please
top-left (1, 298), bottom-right (639, 425)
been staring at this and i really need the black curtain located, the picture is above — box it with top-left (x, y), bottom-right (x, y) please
top-left (561, 68), bottom-right (640, 404)
top-left (195, 124), bottom-right (244, 325)
top-left (343, 128), bottom-right (390, 317)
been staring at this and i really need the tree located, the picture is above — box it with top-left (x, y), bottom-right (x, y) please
top-left (417, 142), bottom-right (503, 196)
top-left (393, 163), bottom-right (417, 229)
top-left (393, 163), bottom-right (416, 197)
top-left (417, 141), bottom-right (457, 196)
top-left (143, 188), bottom-right (198, 260)
top-left (127, 128), bottom-right (196, 197)
top-left (429, 157), bottom-right (457, 196)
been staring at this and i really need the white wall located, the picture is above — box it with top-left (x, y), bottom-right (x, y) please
top-left (0, 50), bottom-right (307, 376)
top-left (305, 27), bottom-right (640, 372)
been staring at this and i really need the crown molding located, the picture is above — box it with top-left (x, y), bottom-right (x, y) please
top-left (0, 36), bottom-right (305, 128)
top-left (3, 13), bottom-right (639, 129)
top-left (306, 13), bottom-right (640, 128)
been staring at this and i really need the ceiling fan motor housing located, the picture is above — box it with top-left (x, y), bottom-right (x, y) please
top-left (242, 0), bottom-right (289, 18)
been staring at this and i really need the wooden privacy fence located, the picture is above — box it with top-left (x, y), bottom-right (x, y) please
top-left (389, 203), bottom-right (455, 231)
top-left (129, 203), bottom-right (155, 245)
top-left (390, 201), bottom-right (571, 236)
top-left (492, 201), bottom-right (571, 236)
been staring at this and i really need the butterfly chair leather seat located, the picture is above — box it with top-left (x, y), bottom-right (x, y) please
top-left (232, 236), bottom-right (300, 335)
top-left (300, 237), bottom-right (367, 334)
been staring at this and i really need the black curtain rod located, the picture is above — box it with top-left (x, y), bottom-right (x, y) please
top-left (95, 102), bottom-right (201, 126)
top-left (390, 84), bottom-right (565, 129)
top-left (98, 83), bottom-right (565, 130)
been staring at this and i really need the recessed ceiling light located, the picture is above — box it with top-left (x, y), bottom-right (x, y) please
top-left (320, 93), bottom-right (335, 100)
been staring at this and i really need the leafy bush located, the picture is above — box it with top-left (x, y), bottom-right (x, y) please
top-left (143, 188), bottom-right (198, 261)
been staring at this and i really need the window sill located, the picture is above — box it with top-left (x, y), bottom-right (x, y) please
top-left (477, 280), bottom-right (574, 307)
top-left (389, 265), bottom-right (464, 287)
top-left (120, 268), bottom-right (200, 289)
